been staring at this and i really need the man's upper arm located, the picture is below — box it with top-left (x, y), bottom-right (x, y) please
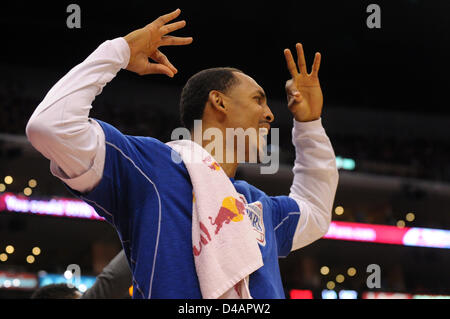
top-left (26, 38), bottom-right (130, 193)
top-left (50, 119), bottom-right (106, 194)
top-left (64, 120), bottom-right (138, 225)
top-left (66, 119), bottom-right (172, 233)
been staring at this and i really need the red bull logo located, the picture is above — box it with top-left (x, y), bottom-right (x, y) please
top-left (209, 196), bottom-right (246, 234)
top-left (202, 156), bottom-right (221, 171)
top-left (193, 196), bottom-right (246, 256)
top-left (208, 162), bottom-right (221, 171)
top-left (193, 221), bottom-right (211, 256)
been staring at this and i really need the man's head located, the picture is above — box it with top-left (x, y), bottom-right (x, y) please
top-left (180, 67), bottom-right (242, 131)
top-left (30, 283), bottom-right (82, 299)
top-left (180, 67), bottom-right (274, 162)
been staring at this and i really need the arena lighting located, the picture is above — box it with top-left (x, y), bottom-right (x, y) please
top-left (336, 156), bottom-right (355, 170)
top-left (334, 206), bottom-right (344, 215)
top-left (0, 193), bottom-right (104, 221)
top-left (363, 292), bottom-right (411, 299)
top-left (12, 279), bottom-right (20, 287)
top-left (323, 221), bottom-right (450, 249)
top-left (32, 247), bottom-right (41, 256)
top-left (320, 266), bottom-right (330, 275)
top-left (0, 271), bottom-right (38, 290)
top-left (321, 290), bottom-right (358, 299)
top-left (326, 281), bottom-right (335, 290)
top-left (28, 179), bottom-right (37, 188)
top-left (321, 290), bottom-right (338, 299)
top-left (78, 284), bottom-right (88, 293)
top-left (64, 270), bottom-right (73, 280)
top-left (5, 245), bottom-right (14, 254)
top-left (289, 289), bottom-right (314, 299)
top-left (38, 273), bottom-right (96, 291)
top-left (362, 292), bottom-right (450, 299)
top-left (413, 294), bottom-right (450, 299)
top-left (23, 187), bottom-right (32, 196)
top-left (1, 193), bottom-right (449, 249)
top-left (4, 176), bottom-right (13, 185)
top-left (347, 267), bottom-right (357, 277)
top-left (0, 253), bottom-right (7, 262)
top-left (339, 290), bottom-right (358, 299)
top-left (406, 212), bottom-right (415, 222)
top-left (336, 274), bottom-right (345, 283)
top-left (396, 220), bottom-right (405, 228)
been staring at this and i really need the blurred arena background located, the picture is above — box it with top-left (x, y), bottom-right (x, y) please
top-left (0, 0), bottom-right (449, 299)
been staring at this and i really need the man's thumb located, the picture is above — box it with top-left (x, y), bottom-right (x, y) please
top-left (142, 63), bottom-right (174, 77)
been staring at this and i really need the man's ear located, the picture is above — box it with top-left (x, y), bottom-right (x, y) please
top-left (208, 90), bottom-right (227, 115)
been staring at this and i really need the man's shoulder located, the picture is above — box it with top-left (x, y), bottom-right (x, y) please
top-left (233, 179), bottom-right (267, 199)
top-left (93, 118), bottom-right (168, 151)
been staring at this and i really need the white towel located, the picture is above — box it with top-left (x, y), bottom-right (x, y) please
top-left (166, 139), bottom-right (263, 299)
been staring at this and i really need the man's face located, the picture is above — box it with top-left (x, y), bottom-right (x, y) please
top-left (222, 72), bottom-right (274, 162)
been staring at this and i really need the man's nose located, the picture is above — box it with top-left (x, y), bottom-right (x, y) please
top-left (263, 105), bottom-right (275, 123)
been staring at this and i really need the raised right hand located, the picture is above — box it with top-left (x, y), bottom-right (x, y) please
top-left (284, 43), bottom-right (323, 122)
top-left (123, 9), bottom-right (193, 77)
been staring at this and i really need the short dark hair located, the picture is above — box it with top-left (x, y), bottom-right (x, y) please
top-left (30, 283), bottom-right (80, 299)
top-left (180, 67), bottom-right (243, 131)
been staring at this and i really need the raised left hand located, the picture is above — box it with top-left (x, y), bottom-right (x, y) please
top-left (284, 43), bottom-right (323, 122)
top-left (123, 9), bottom-right (193, 77)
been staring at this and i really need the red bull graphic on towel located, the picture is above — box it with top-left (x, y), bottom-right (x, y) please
top-left (192, 190), bottom-right (267, 256)
top-left (209, 196), bottom-right (246, 234)
top-left (193, 196), bottom-right (246, 256)
top-left (202, 155), bottom-right (221, 171)
top-left (192, 221), bottom-right (212, 256)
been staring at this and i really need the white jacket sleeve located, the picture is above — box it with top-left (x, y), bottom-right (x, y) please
top-left (289, 118), bottom-right (339, 251)
top-left (25, 38), bottom-right (130, 193)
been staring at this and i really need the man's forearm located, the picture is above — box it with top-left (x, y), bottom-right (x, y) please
top-left (26, 38), bottom-right (130, 192)
top-left (289, 118), bottom-right (339, 251)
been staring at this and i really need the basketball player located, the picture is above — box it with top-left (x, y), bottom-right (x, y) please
top-left (26, 9), bottom-right (338, 298)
